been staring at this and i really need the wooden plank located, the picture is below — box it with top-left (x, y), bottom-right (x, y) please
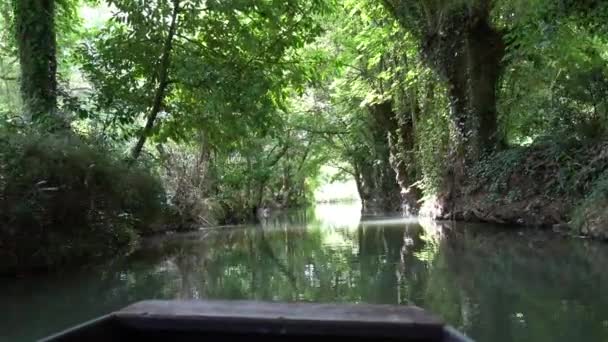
top-left (115, 300), bottom-right (445, 340)
top-left (118, 300), bottom-right (442, 325)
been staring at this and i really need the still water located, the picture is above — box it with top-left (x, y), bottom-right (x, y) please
top-left (2, 203), bottom-right (608, 341)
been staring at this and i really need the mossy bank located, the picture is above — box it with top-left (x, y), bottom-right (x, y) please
top-left (421, 139), bottom-right (608, 240)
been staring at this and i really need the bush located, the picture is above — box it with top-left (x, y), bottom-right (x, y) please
top-left (468, 138), bottom-right (608, 199)
top-left (0, 128), bottom-right (166, 274)
top-left (157, 144), bottom-right (224, 228)
top-left (457, 137), bottom-right (608, 235)
top-left (571, 170), bottom-right (608, 240)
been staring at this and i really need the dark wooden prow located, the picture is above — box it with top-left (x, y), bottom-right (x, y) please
top-left (40, 300), bottom-right (472, 341)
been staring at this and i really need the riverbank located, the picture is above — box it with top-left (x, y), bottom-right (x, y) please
top-left (0, 130), bottom-right (220, 276)
top-left (421, 138), bottom-right (608, 241)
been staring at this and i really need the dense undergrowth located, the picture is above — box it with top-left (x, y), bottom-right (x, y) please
top-left (456, 138), bottom-right (608, 239)
top-left (0, 128), bottom-right (167, 274)
top-left (0, 123), bottom-right (273, 274)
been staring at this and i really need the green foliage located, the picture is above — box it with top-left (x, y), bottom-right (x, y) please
top-left (469, 139), bottom-right (608, 200)
top-left (62, 0), bottom-right (334, 223)
top-left (0, 126), bottom-right (166, 274)
top-left (4, 0), bottom-right (608, 279)
top-left (414, 81), bottom-right (450, 197)
top-left (210, 97), bottom-right (331, 220)
top-left (77, 0), bottom-right (327, 146)
top-left (571, 170), bottom-right (608, 239)
top-left (155, 142), bottom-right (222, 228)
top-left (499, 15), bottom-right (608, 143)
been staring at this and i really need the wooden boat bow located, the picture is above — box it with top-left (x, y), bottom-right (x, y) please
top-left (41, 300), bottom-right (472, 341)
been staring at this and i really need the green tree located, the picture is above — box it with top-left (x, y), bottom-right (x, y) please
top-left (80, 0), bottom-right (327, 159)
top-left (382, 0), bottom-right (505, 162)
top-left (13, 0), bottom-right (58, 121)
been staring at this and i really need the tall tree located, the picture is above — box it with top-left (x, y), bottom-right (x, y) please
top-left (315, 0), bottom-right (423, 214)
top-left (81, 0), bottom-right (327, 159)
top-left (382, 0), bottom-right (505, 162)
top-left (14, 0), bottom-right (57, 121)
top-left (131, 0), bottom-right (180, 159)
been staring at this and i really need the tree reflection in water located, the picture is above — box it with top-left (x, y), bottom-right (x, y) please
top-left (2, 204), bottom-right (608, 342)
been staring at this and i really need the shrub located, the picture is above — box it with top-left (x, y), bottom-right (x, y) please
top-left (461, 137), bottom-right (608, 236)
top-left (157, 144), bottom-right (223, 228)
top-left (571, 170), bottom-right (608, 240)
top-left (0, 128), bottom-right (166, 274)
top-left (468, 138), bottom-right (608, 199)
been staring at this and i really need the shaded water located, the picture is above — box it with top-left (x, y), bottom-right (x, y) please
top-left (2, 203), bottom-right (608, 341)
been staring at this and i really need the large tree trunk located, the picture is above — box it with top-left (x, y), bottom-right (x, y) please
top-left (387, 2), bottom-right (504, 218)
top-left (354, 158), bottom-right (375, 214)
top-left (389, 110), bottom-right (421, 216)
top-left (352, 103), bottom-right (402, 216)
top-left (425, 10), bottom-right (504, 159)
top-left (385, 0), bottom-right (505, 163)
top-left (370, 101), bottom-right (421, 216)
top-left (467, 14), bottom-right (504, 153)
top-left (131, 0), bottom-right (180, 159)
top-left (15, 0), bottom-right (57, 122)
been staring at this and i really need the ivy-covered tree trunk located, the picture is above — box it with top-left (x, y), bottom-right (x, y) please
top-left (370, 101), bottom-right (421, 216)
top-left (351, 104), bottom-right (402, 216)
top-left (467, 15), bottom-right (504, 152)
top-left (14, 0), bottom-right (57, 121)
top-left (425, 6), bottom-right (504, 162)
top-left (353, 157), bottom-right (374, 213)
top-left (385, 0), bottom-right (505, 162)
top-left (384, 1), bottom-right (505, 219)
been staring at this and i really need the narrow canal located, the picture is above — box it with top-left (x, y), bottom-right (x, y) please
top-left (2, 203), bottom-right (607, 341)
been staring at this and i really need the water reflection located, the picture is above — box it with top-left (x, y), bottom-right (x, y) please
top-left (1, 203), bottom-right (608, 341)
